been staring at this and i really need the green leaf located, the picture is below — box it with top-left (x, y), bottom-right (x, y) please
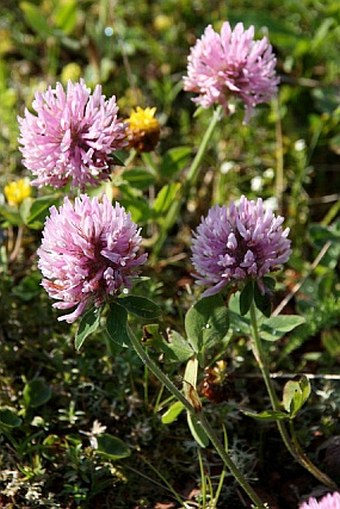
top-left (187, 412), bottom-right (209, 448)
top-left (111, 152), bottom-right (126, 167)
top-left (184, 357), bottom-right (198, 389)
top-left (239, 281), bottom-right (254, 316)
top-left (242, 409), bottom-right (290, 421)
top-left (123, 168), bottom-right (155, 190)
top-left (20, 2), bottom-right (51, 38)
top-left (254, 284), bottom-right (272, 317)
top-left (263, 276), bottom-right (276, 292)
top-left (228, 293), bottom-right (252, 335)
top-left (120, 195), bottom-right (151, 223)
top-left (185, 294), bottom-right (229, 354)
top-left (75, 307), bottom-right (101, 351)
top-left (183, 357), bottom-right (202, 412)
top-left (152, 183), bottom-right (181, 216)
top-left (23, 379), bottom-right (52, 408)
top-left (0, 408), bottom-right (22, 428)
top-left (159, 146), bottom-right (192, 179)
top-left (260, 315), bottom-right (306, 342)
top-left (0, 204), bottom-right (22, 226)
top-left (161, 401), bottom-right (185, 424)
top-left (96, 434), bottom-right (131, 460)
top-left (53, 0), bottom-right (77, 34)
top-left (12, 272), bottom-right (41, 301)
top-left (282, 376), bottom-right (311, 418)
top-left (22, 195), bottom-right (58, 229)
top-left (322, 329), bottom-right (340, 357)
top-left (118, 295), bottom-right (161, 319)
top-left (165, 330), bottom-right (194, 363)
top-left (106, 302), bottom-right (130, 348)
top-left (141, 326), bottom-right (193, 363)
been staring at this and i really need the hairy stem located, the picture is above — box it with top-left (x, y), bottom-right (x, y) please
top-left (127, 324), bottom-right (267, 508)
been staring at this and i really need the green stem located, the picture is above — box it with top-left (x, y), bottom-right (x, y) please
top-left (198, 449), bottom-right (207, 507)
top-left (273, 97), bottom-right (284, 213)
top-left (127, 324), bottom-right (266, 509)
top-left (249, 301), bottom-right (338, 490)
top-left (152, 106), bottom-right (222, 257)
top-left (186, 105), bottom-right (223, 184)
top-left (127, 324), bottom-right (194, 413)
top-left (197, 411), bottom-right (266, 508)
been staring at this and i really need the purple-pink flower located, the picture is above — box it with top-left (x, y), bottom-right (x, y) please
top-left (191, 196), bottom-right (291, 297)
top-left (18, 80), bottom-right (127, 189)
top-left (183, 22), bottom-right (279, 122)
top-left (38, 194), bottom-right (147, 323)
top-left (299, 492), bottom-right (340, 509)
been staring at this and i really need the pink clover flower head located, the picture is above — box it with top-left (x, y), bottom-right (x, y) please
top-left (38, 194), bottom-right (147, 323)
top-left (18, 79), bottom-right (127, 189)
top-left (183, 22), bottom-right (279, 122)
top-left (299, 492), bottom-right (340, 509)
top-left (191, 195), bottom-right (291, 297)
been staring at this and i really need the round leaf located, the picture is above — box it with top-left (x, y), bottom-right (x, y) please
top-left (23, 379), bottom-right (52, 408)
top-left (96, 434), bottom-right (131, 460)
top-left (0, 408), bottom-right (22, 428)
top-left (118, 295), bottom-right (161, 319)
top-left (106, 302), bottom-right (130, 348)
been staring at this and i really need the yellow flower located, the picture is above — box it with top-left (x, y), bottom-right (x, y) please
top-left (153, 14), bottom-right (173, 32)
top-left (61, 63), bottom-right (82, 84)
top-left (4, 178), bottom-right (31, 206)
top-left (126, 107), bottom-right (160, 152)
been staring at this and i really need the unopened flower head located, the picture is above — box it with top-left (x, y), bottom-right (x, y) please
top-left (191, 195), bottom-right (291, 297)
top-left (183, 22), bottom-right (279, 122)
top-left (126, 107), bottom-right (160, 152)
top-left (18, 79), bottom-right (127, 190)
top-left (38, 194), bottom-right (147, 323)
top-left (4, 178), bottom-right (31, 206)
top-left (299, 492), bottom-right (340, 509)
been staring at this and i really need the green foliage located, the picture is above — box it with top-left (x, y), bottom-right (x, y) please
top-left (159, 146), bottom-right (192, 179)
top-left (23, 378), bottom-right (52, 408)
top-left (1, 0), bottom-right (340, 505)
top-left (279, 296), bottom-right (340, 363)
top-left (106, 301), bottom-right (130, 348)
top-left (242, 409), bottom-right (289, 421)
top-left (0, 408), bottom-right (22, 429)
top-left (239, 281), bottom-right (254, 316)
top-left (12, 272), bottom-right (41, 301)
top-left (20, 195), bottom-right (59, 229)
top-left (96, 434), bottom-right (131, 460)
top-left (152, 182), bottom-right (182, 217)
top-left (282, 376), bottom-right (311, 418)
top-left (187, 413), bottom-right (209, 448)
top-left (161, 401), bottom-right (185, 424)
top-left (185, 294), bottom-right (229, 357)
top-left (118, 295), bottom-right (161, 319)
top-left (229, 292), bottom-right (305, 342)
top-left (75, 307), bottom-right (102, 351)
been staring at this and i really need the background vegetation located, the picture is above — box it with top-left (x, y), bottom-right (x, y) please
top-left (0, 0), bottom-right (339, 507)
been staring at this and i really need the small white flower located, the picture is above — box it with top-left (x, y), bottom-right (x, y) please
top-left (263, 196), bottom-right (278, 211)
top-left (250, 176), bottom-right (263, 192)
top-left (220, 161), bottom-right (236, 174)
top-left (294, 139), bottom-right (306, 152)
top-left (263, 168), bottom-right (274, 179)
